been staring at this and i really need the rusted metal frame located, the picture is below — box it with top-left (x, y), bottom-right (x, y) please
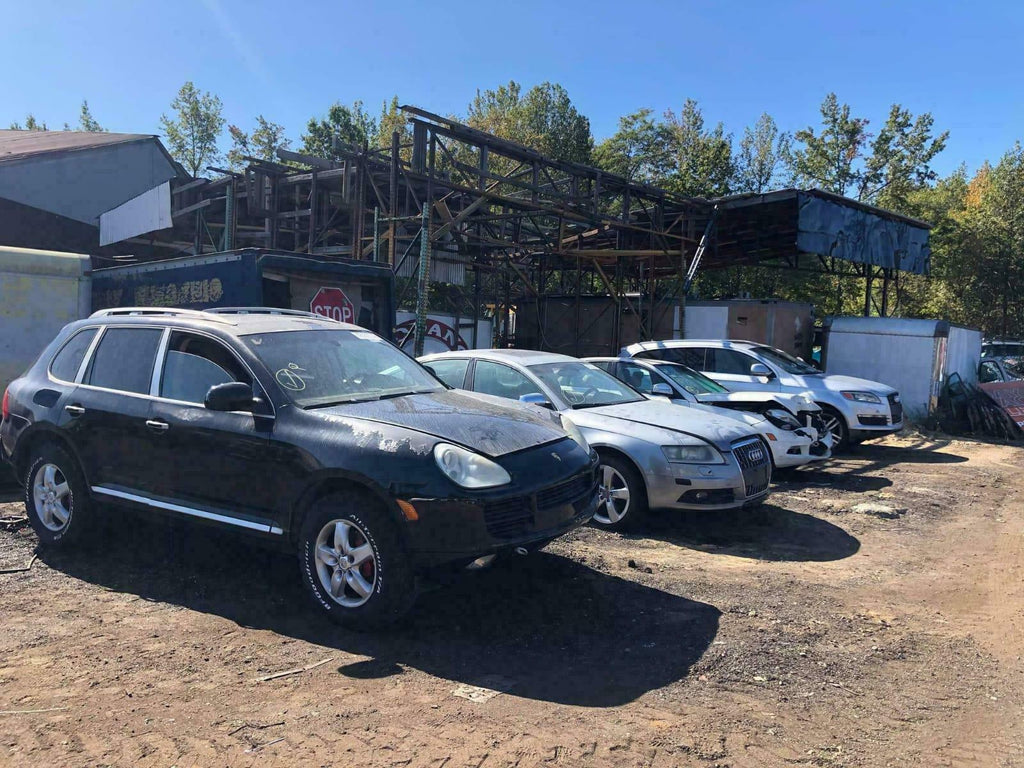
top-left (388, 131), bottom-right (400, 266)
top-left (430, 132), bottom-right (486, 192)
top-left (591, 258), bottom-right (648, 339)
top-left (574, 256), bottom-right (582, 356)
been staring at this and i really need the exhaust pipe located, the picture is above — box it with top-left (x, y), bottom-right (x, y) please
top-left (514, 546), bottom-right (528, 556)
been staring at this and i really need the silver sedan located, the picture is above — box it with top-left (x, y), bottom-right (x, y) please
top-left (419, 349), bottom-right (772, 531)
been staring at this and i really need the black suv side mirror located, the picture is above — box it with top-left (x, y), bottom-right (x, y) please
top-left (205, 381), bottom-right (256, 412)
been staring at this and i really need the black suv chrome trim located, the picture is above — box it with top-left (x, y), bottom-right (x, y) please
top-left (91, 486), bottom-right (283, 534)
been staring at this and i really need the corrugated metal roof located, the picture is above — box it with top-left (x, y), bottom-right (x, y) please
top-left (0, 129), bottom-right (156, 163)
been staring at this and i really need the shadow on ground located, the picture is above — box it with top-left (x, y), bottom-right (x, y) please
top-left (639, 505), bottom-right (861, 562)
top-left (35, 514), bottom-right (720, 708)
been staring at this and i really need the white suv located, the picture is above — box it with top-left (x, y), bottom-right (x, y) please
top-left (621, 340), bottom-right (902, 449)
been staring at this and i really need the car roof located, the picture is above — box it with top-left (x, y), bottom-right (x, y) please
top-left (77, 308), bottom-right (359, 336)
top-left (419, 348), bottom-right (580, 367)
top-left (624, 339), bottom-right (759, 352)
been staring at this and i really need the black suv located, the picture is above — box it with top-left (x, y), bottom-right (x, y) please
top-left (1, 308), bottom-right (598, 626)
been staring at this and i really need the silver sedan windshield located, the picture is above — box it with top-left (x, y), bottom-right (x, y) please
top-left (529, 361), bottom-right (644, 409)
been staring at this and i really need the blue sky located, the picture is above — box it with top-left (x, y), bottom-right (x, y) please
top-left (2, 0), bottom-right (1021, 178)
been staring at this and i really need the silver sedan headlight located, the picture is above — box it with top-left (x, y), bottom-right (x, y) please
top-left (661, 443), bottom-right (725, 464)
top-left (559, 416), bottom-right (591, 453)
top-left (434, 443), bottom-right (511, 489)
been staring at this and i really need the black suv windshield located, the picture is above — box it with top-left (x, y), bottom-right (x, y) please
top-left (529, 361), bottom-right (644, 409)
top-left (243, 329), bottom-right (442, 407)
top-left (652, 361), bottom-right (728, 394)
top-left (749, 345), bottom-right (820, 375)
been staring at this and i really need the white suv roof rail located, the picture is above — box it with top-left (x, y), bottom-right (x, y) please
top-left (205, 307), bottom-right (329, 320)
top-left (88, 307), bottom-right (236, 325)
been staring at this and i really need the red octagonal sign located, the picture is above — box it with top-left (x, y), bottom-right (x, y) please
top-left (310, 286), bottom-right (355, 323)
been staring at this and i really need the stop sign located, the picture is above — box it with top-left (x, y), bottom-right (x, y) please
top-left (310, 286), bottom-right (355, 323)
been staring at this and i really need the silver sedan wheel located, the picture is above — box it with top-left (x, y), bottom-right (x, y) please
top-left (595, 464), bottom-right (630, 525)
top-left (32, 463), bottom-right (72, 532)
top-left (314, 518), bottom-right (378, 608)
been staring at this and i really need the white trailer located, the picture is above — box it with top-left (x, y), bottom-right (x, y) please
top-left (1, 246), bottom-right (92, 398)
top-left (822, 316), bottom-right (982, 421)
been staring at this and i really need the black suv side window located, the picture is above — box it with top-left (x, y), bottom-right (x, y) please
top-left (84, 327), bottom-right (163, 395)
top-left (50, 328), bottom-right (98, 382)
top-left (423, 358), bottom-right (469, 388)
top-left (160, 332), bottom-right (251, 404)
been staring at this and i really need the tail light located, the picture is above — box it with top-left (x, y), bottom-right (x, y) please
top-left (1, 389), bottom-right (8, 420)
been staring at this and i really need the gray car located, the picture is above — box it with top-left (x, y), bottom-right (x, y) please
top-left (419, 349), bottom-right (772, 530)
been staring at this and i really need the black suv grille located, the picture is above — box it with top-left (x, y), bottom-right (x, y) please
top-left (888, 394), bottom-right (903, 424)
top-left (483, 498), bottom-right (533, 539)
top-left (732, 438), bottom-right (771, 498)
top-left (483, 468), bottom-right (597, 540)
top-left (536, 472), bottom-right (593, 510)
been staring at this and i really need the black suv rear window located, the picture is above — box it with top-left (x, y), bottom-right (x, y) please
top-left (50, 328), bottom-right (97, 382)
top-left (85, 327), bottom-right (163, 395)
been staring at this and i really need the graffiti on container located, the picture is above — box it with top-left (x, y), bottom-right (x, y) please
top-left (394, 318), bottom-right (468, 351)
top-left (131, 279), bottom-right (224, 307)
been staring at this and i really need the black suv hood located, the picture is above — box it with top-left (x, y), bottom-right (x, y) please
top-left (314, 389), bottom-right (566, 457)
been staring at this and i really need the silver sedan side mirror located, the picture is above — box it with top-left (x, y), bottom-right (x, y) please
top-left (519, 393), bottom-right (555, 410)
top-left (749, 363), bottom-right (775, 379)
top-left (651, 382), bottom-right (674, 396)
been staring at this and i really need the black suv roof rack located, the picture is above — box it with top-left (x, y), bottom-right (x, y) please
top-left (89, 307), bottom-right (236, 325)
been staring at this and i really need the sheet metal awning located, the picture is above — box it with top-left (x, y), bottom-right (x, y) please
top-left (708, 189), bottom-right (931, 274)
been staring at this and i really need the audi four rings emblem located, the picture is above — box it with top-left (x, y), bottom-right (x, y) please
top-left (749, 449), bottom-right (764, 462)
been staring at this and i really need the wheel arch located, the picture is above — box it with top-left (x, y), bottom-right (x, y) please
top-left (10, 425), bottom-right (85, 485)
top-left (286, 471), bottom-right (410, 546)
top-left (590, 444), bottom-right (649, 493)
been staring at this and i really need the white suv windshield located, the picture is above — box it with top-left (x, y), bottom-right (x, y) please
top-left (529, 361), bottom-right (644, 409)
top-left (243, 330), bottom-right (442, 407)
top-left (749, 346), bottom-right (820, 375)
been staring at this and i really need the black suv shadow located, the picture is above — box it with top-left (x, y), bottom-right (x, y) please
top-left (638, 505), bottom-right (861, 562)
top-left (36, 516), bottom-right (720, 708)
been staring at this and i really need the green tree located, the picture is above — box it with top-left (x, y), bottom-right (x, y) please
top-left (466, 81), bottom-right (592, 164)
top-left (593, 108), bottom-right (674, 184)
top-left (9, 114), bottom-right (47, 131)
top-left (859, 104), bottom-right (948, 209)
top-left (301, 101), bottom-right (376, 160)
top-left (227, 115), bottom-right (290, 169)
top-left (375, 96), bottom-right (412, 158)
top-left (160, 81), bottom-right (225, 177)
top-left (734, 113), bottom-right (790, 193)
top-left (78, 100), bottom-right (105, 132)
top-left (663, 99), bottom-right (733, 197)
top-left (787, 93), bottom-right (869, 196)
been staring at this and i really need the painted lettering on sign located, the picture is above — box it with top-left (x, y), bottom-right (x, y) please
top-left (310, 286), bottom-right (355, 323)
top-left (394, 318), bottom-right (468, 351)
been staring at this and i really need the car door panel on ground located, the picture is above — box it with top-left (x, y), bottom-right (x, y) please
top-left (145, 330), bottom-right (279, 529)
top-left (65, 326), bottom-right (161, 491)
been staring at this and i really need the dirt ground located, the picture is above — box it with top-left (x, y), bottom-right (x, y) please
top-left (0, 433), bottom-right (1022, 767)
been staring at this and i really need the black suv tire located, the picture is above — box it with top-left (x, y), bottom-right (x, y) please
top-left (24, 443), bottom-right (92, 547)
top-left (298, 491), bottom-right (416, 629)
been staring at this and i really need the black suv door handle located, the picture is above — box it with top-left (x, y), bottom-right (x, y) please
top-left (145, 419), bottom-right (170, 433)
top-left (64, 404), bottom-right (85, 417)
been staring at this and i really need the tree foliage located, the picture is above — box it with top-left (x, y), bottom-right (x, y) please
top-left (78, 100), bottom-right (105, 132)
top-left (160, 81), bottom-right (225, 177)
top-left (227, 115), bottom-right (290, 169)
top-left (734, 113), bottom-right (790, 193)
top-left (593, 109), bottom-right (673, 184)
top-left (9, 114), bottom-right (47, 131)
top-left (301, 101), bottom-right (376, 160)
top-left (663, 99), bottom-right (734, 197)
top-left (466, 81), bottom-right (592, 164)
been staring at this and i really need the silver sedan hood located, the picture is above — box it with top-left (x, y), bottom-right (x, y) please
top-left (566, 399), bottom-right (754, 450)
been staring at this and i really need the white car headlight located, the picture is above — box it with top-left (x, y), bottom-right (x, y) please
top-left (764, 408), bottom-right (802, 430)
top-left (841, 391), bottom-right (882, 404)
top-left (433, 443), bottom-right (511, 489)
top-left (661, 443), bottom-right (725, 464)
top-left (559, 416), bottom-right (590, 453)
